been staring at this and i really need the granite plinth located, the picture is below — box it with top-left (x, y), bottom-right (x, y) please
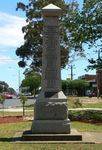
top-left (22, 129), bottom-right (82, 141)
top-left (31, 119), bottom-right (70, 134)
top-left (34, 100), bottom-right (68, 120)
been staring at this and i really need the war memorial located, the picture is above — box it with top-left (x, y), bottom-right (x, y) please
top-left (22, 4), bottom-right (82, 141)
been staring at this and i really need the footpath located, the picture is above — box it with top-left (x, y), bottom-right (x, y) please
top-left (0, 107), bottom-right (102, 112)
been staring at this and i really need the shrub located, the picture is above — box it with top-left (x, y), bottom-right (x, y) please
top-left (69, 110), bottom-right (102, 122)
top-left (20, 94), bottom-right (28, 116)
top-left (73, 98), bottom-right (82, 108)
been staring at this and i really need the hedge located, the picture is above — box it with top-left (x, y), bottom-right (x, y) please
top-left (68, 109), bottom-right (102, 122)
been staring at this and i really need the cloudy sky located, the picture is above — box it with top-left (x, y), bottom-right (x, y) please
top-left (0, 0), bottom-right (96, 91)
top-left (0, 0), bottom-right (27, 91)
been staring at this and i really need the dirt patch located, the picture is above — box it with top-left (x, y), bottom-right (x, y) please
top-left (0, 116), bottom-right (24, 124)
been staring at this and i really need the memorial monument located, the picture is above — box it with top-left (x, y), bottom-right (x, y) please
top-left (23, 4), bottom-right (82, 141)
top-left (31, 3), bottom-right (70, 133)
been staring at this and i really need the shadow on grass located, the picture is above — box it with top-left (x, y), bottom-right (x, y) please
top-left (0, 137), bottom-right (21, 142)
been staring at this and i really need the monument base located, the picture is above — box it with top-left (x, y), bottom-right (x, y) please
top-left (22, 129), bottom-right (82, 141)
top-left (31, 91), bottom-right (71, 134)
top-left (31, 119), bottom-right (70, 134)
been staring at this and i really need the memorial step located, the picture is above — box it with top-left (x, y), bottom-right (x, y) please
top-left (22, 129), bottom-right (82, 141)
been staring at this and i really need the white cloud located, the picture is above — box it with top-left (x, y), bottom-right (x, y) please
top-left (0, 55), bottom-right (17, 64)
top-left (0, 11), bottom-right (26, 47)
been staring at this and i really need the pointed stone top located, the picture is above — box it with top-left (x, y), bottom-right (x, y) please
top-left (42, 4), bottom-right (61, 10)
top-left (42, 4), bottom-right (62, 17)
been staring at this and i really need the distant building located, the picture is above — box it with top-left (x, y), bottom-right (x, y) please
top-left (78, 74), bottom-right (97, 96)
top-left (78, 74), bottom-right (96, 81)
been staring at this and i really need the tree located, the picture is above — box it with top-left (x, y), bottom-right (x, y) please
top-left (20, 94), bottom-right (27, 116)
top-left (21, 71), bottom-right (41, 95)
top-left (16, 0), bottom-right (101, 73)
top-left (0, 81), bottom-right (9, 93)
top-left (16, 0), bottom-right (102, 72)
top-left (8, 87), bottom-right (16, 95)
top-left (0, 81), bottom-right (16, 94)
top-left (62, 80), bottom-right (68, 93)
top-left (71, 79), bottom-right (89, 96)
top-left (0, 95), bottom-right (5, 117)
top-left (87, 57), bottom-right (102, 71)
top-left (14, 1), bottom-right (85, 70)
top-left (0, 85), bottom-right (3, 93)
top-left (62, 79), bottom-right (89, 96)
top-left (81, 0), bottom-right (101, 44)
top-left (86, 45), bottom-right (102, 71)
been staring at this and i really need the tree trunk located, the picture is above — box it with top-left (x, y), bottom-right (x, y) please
top-left (23, 103), bottom-right (25, 117)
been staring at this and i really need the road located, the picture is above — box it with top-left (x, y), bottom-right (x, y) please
top-left (2, 98), bottom-right (35, 108)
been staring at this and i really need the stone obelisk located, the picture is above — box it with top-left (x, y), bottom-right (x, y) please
top-left (31, 4), bottom-right (70, 134)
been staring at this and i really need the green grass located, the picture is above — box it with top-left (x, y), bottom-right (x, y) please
top-left (67, 97), bottom-right (102, 108)
top-left (0, 122), bottom-right (32, 138)
top-left (0, 121), bottom-right (102, 138)
top-left (72, 121), bottom-right (102, 132)
top-left (0, 143), bottom-right (102, 150)
top-left (0, 97), bottom-right (102, 149)
top-left (0, 121), bottom-right (102, 149)
top-left (0, 110), bottom-right (34, 117)
top-left (82, 103), bottom-right (102, 108)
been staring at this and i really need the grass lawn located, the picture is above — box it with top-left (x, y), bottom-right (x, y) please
top-left (0, 121), bottom-right (102, 150)
top-left (0, 143), bottom-right (102, 150)
top-left (82, 103), bottom-right (102, 108)
top-left (72, 121), bottom-right (102, 132)
top-left (0, 97), bottom-right (102, 149)
top-left (67, 97), bottom-right (102, 108)
top-left (0, 110), bottom-right (34, 117)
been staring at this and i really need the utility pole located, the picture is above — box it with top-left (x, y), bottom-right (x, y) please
top-left (18, 69), bottom-right (21, 94)
top-left (71, 65), bottom-right (73, 80)
top-left (67, 64), bottom-right (75, 80)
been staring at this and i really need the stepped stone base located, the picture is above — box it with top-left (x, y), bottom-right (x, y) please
top-left (31, 119), bottom-right (70, 134)
top-left (31, 91), bottom-right (71, 134)
top-left (22, 129), bottom-right (82, 141)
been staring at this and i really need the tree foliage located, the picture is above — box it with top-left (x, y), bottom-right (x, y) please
top-left (62, 79), bottom-right (89, 96)
top-left (86, 44), bottom-right (102, 71)
top-left (87, 57), bottom-right (102, 70)
top-left (0, 81), bottom-right (9, 93)
top-left (0, 81), bottom-right (16, 94)
top-left (21, 71), bottom-right (41, 95)
top-left (16, 0), bottom-right (102, 72)
top-left (81, 0), bottom-right (102, 43)
top-left (0, 95), bottom-right (5, 105)
top-left (8, 88), bottom-right (16, 95)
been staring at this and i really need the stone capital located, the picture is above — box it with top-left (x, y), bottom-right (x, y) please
top-left (42, 4), bottom-right (62, 17)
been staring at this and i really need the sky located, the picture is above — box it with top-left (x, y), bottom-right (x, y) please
top-left (0, 0), bottom-right (96, 91)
